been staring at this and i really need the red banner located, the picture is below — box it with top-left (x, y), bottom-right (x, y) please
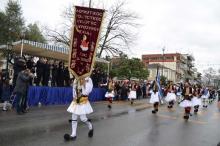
top-left (69, 6), bottom-right (105, 79)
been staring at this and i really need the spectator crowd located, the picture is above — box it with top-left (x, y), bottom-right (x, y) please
top-left (0, 55), bottom-right (219, 116)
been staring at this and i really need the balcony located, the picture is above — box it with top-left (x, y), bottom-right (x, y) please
top-left (179, 64), bottom-right (188, 70)
top-left (179, 55), bottom-right (187, 64)
top-left (191, 67), bottom-right (197, 72)
top-left (187, 55), bottom-right (195, 61)
top-left (187, 62), bottom-right (195, 68)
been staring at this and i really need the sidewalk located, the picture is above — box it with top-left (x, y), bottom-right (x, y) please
top-left (0, 99), bottom-right (152, 142)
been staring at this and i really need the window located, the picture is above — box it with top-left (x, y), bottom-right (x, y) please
top-left (166, 56), bottom-right (174, 60)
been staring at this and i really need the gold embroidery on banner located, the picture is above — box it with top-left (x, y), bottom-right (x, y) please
top-left (68, 6), bottom-right (105, 80)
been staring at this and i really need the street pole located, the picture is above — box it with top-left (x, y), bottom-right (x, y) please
top-left (89, 0), bottom-right (92, 8)
top-left (20, 39), bottom-right (24, 57)
top-left (6, 42), bottom-right (12, 79)
top-left (162, 47), bottom-right (165, 77)
top-left (6, 43), bottom-right (9, 73)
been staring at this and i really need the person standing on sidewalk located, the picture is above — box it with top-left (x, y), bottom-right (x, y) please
top-left (2, 79), bottom-right (12, 111)
top-left (65, 77), bottom-right (94, 141)
top-left (136, 83), bottom-right (142, 100)
top-left (14, 68), bottom-right (34, 115)
top-left (0, 73), bottom-right (2, 102)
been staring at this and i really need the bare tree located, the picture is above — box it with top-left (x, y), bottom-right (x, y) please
top-left (44, 4), bottom-right (73, 47)
top-left (97, 1), bottom-right (139, 57)
top-left (45, 26), bottom-right (70, 47)
top-left (203, 67), bottom-right (216, 85)
top-left (46, 0), bottom-right (139, 57)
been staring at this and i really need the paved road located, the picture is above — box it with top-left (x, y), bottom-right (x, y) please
top-left (1, 100), bottom-right (220, 146)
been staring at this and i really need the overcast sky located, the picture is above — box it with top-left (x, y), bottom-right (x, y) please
top-left (1, 0), bottom-right (220, 73)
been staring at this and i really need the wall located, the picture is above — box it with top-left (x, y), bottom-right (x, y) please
top-left (149, 62), bottom-right (177, 71)
top-left (148, 67), bottom-right (176, 82)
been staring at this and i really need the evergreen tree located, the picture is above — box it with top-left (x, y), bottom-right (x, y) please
top-left (24, 23), bottom-right (46, 43)
top-left (0, 12), bottom-right (8, 45)
top-left (110, 57), bottom-right (149, 79)
top-left (4, 0), bottom-right (25, 43)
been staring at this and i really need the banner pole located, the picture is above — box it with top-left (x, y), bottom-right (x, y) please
top-left (89, 0), bottom-right (92, 8)
top-left (20, 39), bottom-right (24, 57)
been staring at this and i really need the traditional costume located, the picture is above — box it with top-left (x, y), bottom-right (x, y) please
top-left (128, 83), bottom-right (137, 105)
top-left (105, 79), bottom-right (115, 109)
top-left (179, 83), bottom-right (193, 120)
top-left (176, 85), bottom-right (183, 104)
top-left (150, 90), bottom-right (160, 114)
top-left (65, 77), bottom-right (94, 141)
top-left (165, 84), bottom-right (176, 109)
top-left (201, 88), bottom-right (209, 108)
top-left (192, 88), bottom-right (202, 113)
top-left (209, 90), bottom-right (215, 103)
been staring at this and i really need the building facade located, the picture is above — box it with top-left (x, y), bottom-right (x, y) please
top-left (142, 53), bottom-right (196, 82)
top-left (147, 64), bottom-right (176, 82)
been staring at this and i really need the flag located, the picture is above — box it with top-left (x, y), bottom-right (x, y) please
top-left (156, 72), bottom-right (163, 100)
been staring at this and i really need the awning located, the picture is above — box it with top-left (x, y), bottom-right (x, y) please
top-left (0, 40), bottom-right (109, 64)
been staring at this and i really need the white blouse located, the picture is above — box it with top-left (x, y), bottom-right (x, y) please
top-left (72, 77), bottom-right (93, 98)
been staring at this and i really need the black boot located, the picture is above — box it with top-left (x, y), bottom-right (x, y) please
top-left (152, 110), bottom-right (156, 114)
top-left (88, 129), bottom-right (93, 137)
top-left (108, 105), bottom-right (112, 109)
top-left (194, 109), bottom-right (198, 113)
top-left (183, 115), bottom-right (189, 120)
top-left (64, 134), bottom-right (77, 141)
